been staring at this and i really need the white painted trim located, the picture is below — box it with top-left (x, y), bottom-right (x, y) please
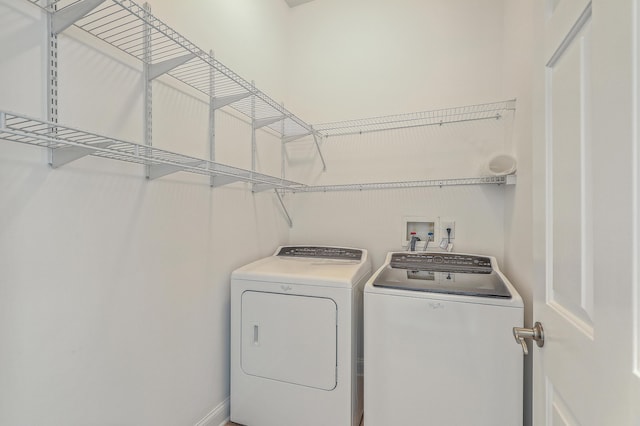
top-left (633, 0), bottom-right (640, 378)
top-left (194, 398), bottom-right (230, 426)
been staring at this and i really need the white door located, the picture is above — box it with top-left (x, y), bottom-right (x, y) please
top-left (533, 0), bottom-right (640, 424)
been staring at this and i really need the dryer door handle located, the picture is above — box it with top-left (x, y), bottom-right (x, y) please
top-left (253, 323), bottom-right (260, 346)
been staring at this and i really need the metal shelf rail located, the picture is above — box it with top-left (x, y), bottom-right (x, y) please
top-left (0, 110), bottom-right (305, 192)
top-left (314, 99), bottom-right (516, 137)
top-left (283, 176), bottom-right (511, 193)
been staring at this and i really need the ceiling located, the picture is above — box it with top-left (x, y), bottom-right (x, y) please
top-left (284, 0), bottom-right (315, 7)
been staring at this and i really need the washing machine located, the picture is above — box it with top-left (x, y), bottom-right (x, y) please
top-left (364, 251), bottom-right (524, 426)
top-left (230, 245), bottom-right (371, 426)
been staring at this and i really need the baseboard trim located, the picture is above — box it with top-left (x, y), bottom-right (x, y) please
top-left (194, 398), bottom-right (230, 426)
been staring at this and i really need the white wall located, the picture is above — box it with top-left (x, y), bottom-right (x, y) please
top-left (285, 0), bottom-right (506, 121)
top-left (285, 0), bottom-right (512, 267)
top-left (0, 1), bottom-right (290, 425)
top-left (148, 0), bottom-right (290, 100)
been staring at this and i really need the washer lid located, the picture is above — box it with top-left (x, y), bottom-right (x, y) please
top-left (373, 252), bottom-right (511, 298)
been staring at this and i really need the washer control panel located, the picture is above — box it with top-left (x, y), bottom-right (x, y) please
top-left (277, 246), bottom-right (363, 261)
top-left (390, 253), bottom-right (492, 273)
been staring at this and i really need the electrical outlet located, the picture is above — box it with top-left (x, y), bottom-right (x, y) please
top-left (440, 220), bottom-right (455, 240)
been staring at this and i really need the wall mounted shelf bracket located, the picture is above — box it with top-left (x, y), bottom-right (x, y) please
top-left (148, 54), bottom-right (197, 80)
top-left (51, 0), bottom-right (106, 33)
top-left (254, 116), bottom-right (286, 130)
top-left (51, 141), bottom-right (115, 168)
top-left (212, 93), bottom-right (252, 110)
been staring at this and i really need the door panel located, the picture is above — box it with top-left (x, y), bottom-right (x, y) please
top-left (548, 380), bottom-right (580, 426)
top-left (534, 0), bottom-right (640, 424)
top-left (547, 12), bottom-right (594, 332)
top-left (241, 291), bottom-right (337, 391)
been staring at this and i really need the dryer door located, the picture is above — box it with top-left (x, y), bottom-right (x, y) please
top-left (241, 291), bottom-right (337, 390)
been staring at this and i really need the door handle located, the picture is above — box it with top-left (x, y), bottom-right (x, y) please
top-left (512, 322), bottom-right (544, 355)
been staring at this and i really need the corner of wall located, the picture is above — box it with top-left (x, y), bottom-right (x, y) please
top-left (194, 398), bottom-right (230, 426)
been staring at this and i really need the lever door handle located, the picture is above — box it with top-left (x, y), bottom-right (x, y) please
top-left (512, 322), bottom-right (544, 355)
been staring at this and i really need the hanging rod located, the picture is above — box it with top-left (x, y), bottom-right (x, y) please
top-left (314, 99), bottom-right (516, 137)
top-left (0, 111), bottom-right (306, 191)
top-left (282, 176), bottom-right (512, 193)
top-left (35, 0), bottom-right (316, 140)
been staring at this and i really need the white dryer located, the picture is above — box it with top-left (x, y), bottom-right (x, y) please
top-left (230, 246), bottom-right (371, 426)
top-left (364, 252), bottom-right (524, 426)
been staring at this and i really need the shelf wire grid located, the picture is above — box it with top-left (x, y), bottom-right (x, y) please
top-left (0, 111), bottom-right (306, 189)
top-left (44, 0), bottom-right (313, 139)
top-left (283, 176), bottom-right (508, 193)
top-left (314, 99), bottom-right (516, 137)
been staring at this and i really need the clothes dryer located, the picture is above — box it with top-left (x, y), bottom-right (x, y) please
top-left (364, 252), bottom-right (524, 426)
top-left (231, 246), bottom-right (371, 426)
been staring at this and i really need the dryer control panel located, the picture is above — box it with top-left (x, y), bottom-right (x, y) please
top-left (277, 246), bottom-right (363, 261)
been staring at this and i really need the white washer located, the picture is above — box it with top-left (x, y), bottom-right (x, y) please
top-left (364, 252), bottom-right (524, 426)
top-left (231, 246), bottom-right (371, 426)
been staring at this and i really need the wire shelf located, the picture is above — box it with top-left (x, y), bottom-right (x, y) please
top-left (314, 99), bottom-right (516, 137)
top-left (42, 0), bottom-right (314, 139)
top-left (16, 2), bottom-right (518, 194)
top-left (284, 176), bottom-right (510, 193)
top-left (0, 111), bottom-right (306, 190)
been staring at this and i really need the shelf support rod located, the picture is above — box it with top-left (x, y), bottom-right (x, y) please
top-left (209, 49), bottom-right (216, 187)
top-left (148, 53), bottom-right (196, 80)
top-left (281, 102), bottom-right (286, 180)
top-left (143, 2), bottom-right (152, 179)
top-left (51, 0), bottom-right (106, 34)
top-left (251, 80), bottom-right (257, 185)
top-left (45, 0), bottom-right (58, 167)
top-left (274, 190), bottom-right (293, 228)
top-left (311, 126), bottom-right (327, 172)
